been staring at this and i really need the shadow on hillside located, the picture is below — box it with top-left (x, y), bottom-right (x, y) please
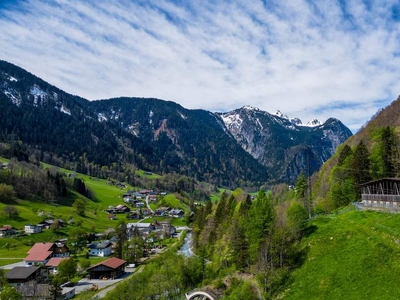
top-left (303, 224), bottom-right (318, 238)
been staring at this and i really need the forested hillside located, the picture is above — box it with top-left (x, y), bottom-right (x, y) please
top-left (312, 96), bottom-right (400, 212)
top-left (0, 60), bottom-right (352, 189)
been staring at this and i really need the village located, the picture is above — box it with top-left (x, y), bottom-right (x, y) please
top-left (0, 187), bottom-right (190, 299)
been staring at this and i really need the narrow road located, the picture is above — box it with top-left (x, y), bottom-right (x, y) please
top-left (145, 195), bottom-right (154, 213)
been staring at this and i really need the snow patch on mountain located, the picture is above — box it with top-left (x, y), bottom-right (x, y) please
top-left (9, 75), bottom-right (18, 82)
top-left (60, 105), bottom-right (71, 115)
top-left (221, 113), bottom-right (243, 130)
top-left (98, 113), bottom-right (108, 122)
top-left (149, 110), bottom-right (153, 124)
top-left (4, 89), bottom-right (22, 106)
top-left (179, 111), bottom-right (187, 119)
top-left (30, 85), bottom-right (47, 106)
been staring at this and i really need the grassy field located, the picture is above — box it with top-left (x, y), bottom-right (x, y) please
top-left (281, 207), bottom-right (400, 300)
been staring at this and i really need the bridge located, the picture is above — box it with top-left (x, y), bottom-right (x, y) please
top-left (185, 289), bottom-right (217, 300)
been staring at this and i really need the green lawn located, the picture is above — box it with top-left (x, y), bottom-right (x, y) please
top-left (282, 207), bottom-right (400, 300)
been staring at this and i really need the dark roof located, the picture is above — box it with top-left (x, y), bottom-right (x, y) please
top-left (359, 178), bottom-right (400, 186)
top-left (6, 266), bottom-right (40, 279)
top-left (87, 257), bottom-right (126, 270)
top-left (88, 242), bottom-right (113, 249)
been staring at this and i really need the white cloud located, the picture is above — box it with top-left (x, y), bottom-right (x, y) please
top-left (1, 0), bottom-right (400, 132)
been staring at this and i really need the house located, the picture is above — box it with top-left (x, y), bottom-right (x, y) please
top-left (15, 283), bottom-right (74, 300)
top-left (127, 211), bottom-right (142, 220)
top-left (24, 242), bottom-right (69, 266)
top-left (148, 194), bottom-right (157, 202)
top-left (127, 222), bottom-right (155, 238)
top-left (136, 202), bottom-right (145, 208)
top-left (360, 178), bottom-right (400, 211)
top-left (24, 224), bottom-right (42, 234)
top-left (52, 242), bottom-right (70, 258)
top-left (6, 266), bottom-right (42, 287)
top-left (108, 214), bottom-right (116, 220)
top-left (86, 257), bottom-right (126, 280)
top-left (115, 205), bottom-right (130, 213)
top-left (169, 209), bottom-right (185, 218)
top-left (88, 241), bottom-right (113, 257)
top-left (45, 257), bottom-right (69, 274)
top-left (0, 225), bottom-right (15, 237)
top-left (38, 219), bottom-right (66, 229)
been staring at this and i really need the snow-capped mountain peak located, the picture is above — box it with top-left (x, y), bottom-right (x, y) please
top-left (243, 105), bottom-right (260, 111)
top-left (306, 119), bottom-right (322, 127)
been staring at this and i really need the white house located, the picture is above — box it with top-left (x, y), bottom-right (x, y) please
top-left (88, 241), bottom-right (113, 257)
top-left (24, 224), bottom-right (42, 234)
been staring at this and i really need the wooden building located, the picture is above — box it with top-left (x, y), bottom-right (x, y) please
top-left (86, 257), bottom-right (126, 280)
top-left (360, 178), bottom-right (400, 210)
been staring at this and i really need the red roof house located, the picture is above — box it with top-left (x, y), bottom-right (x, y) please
top-left (45, 257), bottom-right (69, 274)
top-left (24, 242), bottom-right (69, 266)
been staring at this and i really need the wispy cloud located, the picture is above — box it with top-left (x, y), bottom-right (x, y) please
top-left (1, 0), bottom-right (400, 132)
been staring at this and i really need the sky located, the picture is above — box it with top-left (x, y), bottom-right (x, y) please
top-left (1, 0), bottom-right (400, 133)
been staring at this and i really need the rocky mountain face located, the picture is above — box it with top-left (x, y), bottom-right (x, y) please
top-left (0, 60), bottom-right (352, 187)
top-left (219, 106), bottom-right (352, 184)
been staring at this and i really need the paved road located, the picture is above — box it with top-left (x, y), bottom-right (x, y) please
top-left (146, 195), bottom-right (154, 213)
top-left (0, 260), bottom-right (25, 270)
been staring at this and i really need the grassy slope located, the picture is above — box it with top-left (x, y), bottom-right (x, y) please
top-left (282, 207), bottom-right (400, 300)
top-left (0, 161), bottom-right (191, 260)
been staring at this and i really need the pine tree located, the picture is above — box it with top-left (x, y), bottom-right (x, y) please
top-left (351, 140), bottom-right (371, 199)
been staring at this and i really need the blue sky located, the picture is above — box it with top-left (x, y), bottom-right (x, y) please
top-left (1, 0), bottom-right (400, 132)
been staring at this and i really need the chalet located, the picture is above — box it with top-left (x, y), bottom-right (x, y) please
top-left (169, 209), bottom-right (185, 218)
top-left (154, 207), bottom-right (169, 216)
top-left (87, 257), bottom-right (126, 280)
top-left (38, 219), bottom-right (66, 229)
top-left (53, 242), bottom-right (70, 258)
top-left (45, 257), bottom-right (69, 274)
top-left (24, 242), bottom-right (69, 266)
top-left (133, 192), bottom-right (143, 199)
top-left (148, 194), bottom-right (157, 202)
top-left (24, 224), bottom-right (42, 234)
top-left (115, 205), bottom-right (131, 213)
top-left (136, 202), bottom-right (145, 208)
top-left (0, 225), bottom-right (15, 237)
top-left (6, 266), bottom-right (42, 287)
top-left (360, 178), bottom-right (400, 211)
top-left (88, 241), bottom-right (113, 257)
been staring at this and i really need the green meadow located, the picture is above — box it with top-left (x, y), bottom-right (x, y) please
top-left (282, 207), bottom-right (400, 300)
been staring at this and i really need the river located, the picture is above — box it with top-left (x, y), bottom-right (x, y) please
top-left (178, 231), bottom-right (194, 257)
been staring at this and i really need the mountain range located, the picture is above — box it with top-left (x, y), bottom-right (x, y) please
top-left (0, 60), bottom-right (352, 187)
